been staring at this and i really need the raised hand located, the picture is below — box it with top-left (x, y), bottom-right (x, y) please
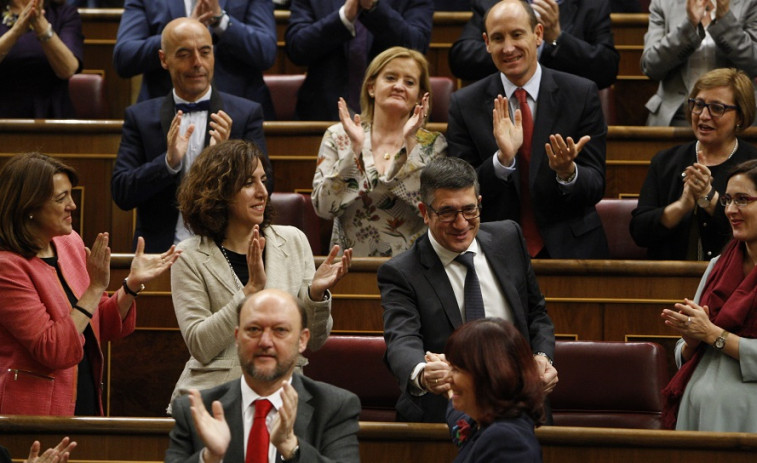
top-left (126, 237), bottom-right (181, 290)
top-left (209, 110), bottom-right (232, 145)
top-left (545, 133), bottom-right (590, 179)
top-left (310, 245), bottom-right (352, 300)
top-left (531, 0), bottom-right (561, 43)
top-left (166, 111), bottom-right (194, 169)
top-left (188, 389), bottom-right (230, 463)
top-left (338, 97), bottom-right (365, 157)
top-left (403, 92), bottom-right (430, 153)
top-left (243, 225), bottom-right (267, 296)
top-left (270, 382), bottom-right (300, 459)
top-left (25, 436), bottom-right (77, 463)
top-left (85, 232), bottom-right (111, 293)
top-left (492, 94), bottom-right (523, 166)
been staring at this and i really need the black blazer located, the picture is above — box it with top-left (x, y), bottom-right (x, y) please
top-left (448, 0), bottom-right (619, 89)
top-left (379, 221), bottom-right (555, 422)
top-left (112, 89), bottom-right (267, 252)
top-left (166, 374), bottom-right (361, 463)
top-left (447, 68), bottom-right (609, 258)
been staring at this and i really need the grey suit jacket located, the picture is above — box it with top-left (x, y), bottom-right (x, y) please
top-left (168, 226), bottom-right (333, 410)
top-left (378, 221), bottom-right (555, 422)
top-left (165, 374), bottom-right (361, 463)
top-left (642, 0), bottom-right (757, 126)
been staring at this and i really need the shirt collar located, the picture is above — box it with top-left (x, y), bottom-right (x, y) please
top-left (173, 86), bottom-right (212, 105)
top-left (427, 230), bottom-right (481, 267)
top-left (499, 63), bottom-right (542, 101)
top-left (240, 376), bottom-right (288, 412)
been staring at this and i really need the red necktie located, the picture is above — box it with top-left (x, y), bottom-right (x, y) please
top-left (514, 88), bottom-right (544, 257)
top-left (246, 399), bottom-right (273, 463)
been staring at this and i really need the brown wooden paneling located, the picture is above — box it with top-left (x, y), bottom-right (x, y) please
top-left (3, 417), bottom-right (757, 463)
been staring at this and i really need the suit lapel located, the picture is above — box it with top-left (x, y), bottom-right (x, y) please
top-left (532, 69), bottom-right (559, 184)
top-left (291, 375), bottom-right (314, 461)
top-left (160, 93), bottom-right (175, 138)
top-left (198, 237), bottom-right (242, 294)
top-left (477, 225), bottom-right (529, 333)
top-left (417, 235), bottom-right (464, 328)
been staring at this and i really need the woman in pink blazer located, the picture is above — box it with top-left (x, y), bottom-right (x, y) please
top-left (0, 153), bottom-right (180, 415)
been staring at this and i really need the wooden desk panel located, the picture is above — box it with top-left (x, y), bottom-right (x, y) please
top-left (3, 417), bottom-right (757, 463)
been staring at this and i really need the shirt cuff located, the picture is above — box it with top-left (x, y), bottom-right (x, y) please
top-left (339, 5), bottom-right (356, 36)
top-left (409, 362), bottom-right (427, 396)
top-left (492, 151), bottom-right (516, 181)
top-left (555, 164), bottom-right (578, 187)
top-left (165, 154), bottom-right (182, 174)
top-left (211, 12), bottom-right (230, 34)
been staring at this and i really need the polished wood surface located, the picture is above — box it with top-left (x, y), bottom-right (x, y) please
top-left (3, 416), bottom-right (757, 463)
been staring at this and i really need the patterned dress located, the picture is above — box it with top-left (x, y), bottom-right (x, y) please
top-left (312, 123), bottom-right (447, 257)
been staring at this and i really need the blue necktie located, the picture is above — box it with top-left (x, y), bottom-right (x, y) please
top-left (455, 252), bottom-right (485, 321)
top-left (175, 100), bottom-right (210, 113)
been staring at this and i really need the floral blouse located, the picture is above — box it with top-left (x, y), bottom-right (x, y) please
top-left (312, 122), bottom-right (447, 257)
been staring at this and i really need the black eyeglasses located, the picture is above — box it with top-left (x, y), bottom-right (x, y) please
top-left (426, 204), bottom-right (481, 223)
top-left (719, 193), bottom-right (757, 207)
top-left (688, 98), bottom-right (739, 118)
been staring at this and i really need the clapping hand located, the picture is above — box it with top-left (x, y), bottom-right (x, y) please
top-left (24, 437), bottom-right (76, 463)
top-left (545, 134), bottom-right (590, 180)
top-left (310, 245), bottom-right (352, 301)
top-left (126, 237), bottom-right (181, 291)
top-left (338, 97), bottom-right (365, 157)
top-left (492, 94), bottom-right (523, 167)
top-left (243, 225), bottom-right (267, 296)
top-left (209, 110), bottom-right (232, 146)
top-left (166, 111), bottom-right (194, 169)
top-left (188, 389), bottom-right (230, 463)
top-left (403, 92), bottom-right (430, 153)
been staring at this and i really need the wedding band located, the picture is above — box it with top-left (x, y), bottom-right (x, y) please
top-left (686, 317), bottom-right (691, 326)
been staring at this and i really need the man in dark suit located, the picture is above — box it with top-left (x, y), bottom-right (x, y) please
top-left (285, 0), bottom-right (433, 121)
top-left (112, 18), bottom-right (267, 253)
top-left (166, 289), bottom-right (361, 463)
top-left (379, 157), bottom-right (558, 423)
top-left (447, 0), bottom-right (609, 258)
top-left (449, 0), bottom-right (619, 89)
top-left (113, 0), bottom-right (277, 119)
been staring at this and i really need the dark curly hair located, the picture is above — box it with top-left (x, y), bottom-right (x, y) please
top-left (177, 140), bottom-right (273, 244)
top-left (444, 318), bottom-right (545, 427)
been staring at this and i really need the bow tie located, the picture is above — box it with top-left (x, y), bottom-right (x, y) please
top-left (175, 100), bottom-right (210, 113)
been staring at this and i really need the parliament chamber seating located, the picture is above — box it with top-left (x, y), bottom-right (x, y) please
top-left (263, 74), bottom-right (305, 121)
top-left (68, 73), bottom-right (109, 119)
top-left (304, 335), bottom-right (399, 422)
top-left (596, 198), bottom-right (646, 259)
top-left (551, 341), bottom-right (668, 429)
top-left (429, 76), bottom-right (455, 123)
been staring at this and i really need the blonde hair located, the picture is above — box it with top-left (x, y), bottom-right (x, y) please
top-left (359, 46), bottom-right (431, 125)
top-left (687, 68), bottom-right (756, 131)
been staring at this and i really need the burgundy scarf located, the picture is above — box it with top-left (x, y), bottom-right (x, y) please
top-left (661, 240), bottom-right (757, 429)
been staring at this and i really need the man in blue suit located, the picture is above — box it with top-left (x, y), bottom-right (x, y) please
top-left (447, 0), bottom-right (609, 258)
top-left (112, 18), bottom-right (267, 253)
top-left (113, 0), bottom-right (277, 119)
top-left (285, 0), bottom-right (433, 121)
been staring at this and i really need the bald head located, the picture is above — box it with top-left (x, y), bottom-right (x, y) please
top-left (159, 18), bottom-right (214, 101)
top-left (237, 289), bottom-right (308, 332)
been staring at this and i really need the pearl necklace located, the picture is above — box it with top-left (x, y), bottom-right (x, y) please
top-left (217, 243), bottom-right (242, 290)
top-left (695, 139), bottom-right (738, 165)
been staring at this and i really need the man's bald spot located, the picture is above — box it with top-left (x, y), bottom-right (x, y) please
top-left (237, 289), bottom-right (308, 331)
top-left (160, 17), bottom-right (211, 53)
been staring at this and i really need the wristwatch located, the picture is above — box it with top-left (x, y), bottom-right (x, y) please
top-left (713, 330), bottom-right (729, 350)
top-left (281, 444), bottom-right (300, 462)
top-left (209, 10), bottom-right (227, 27)
top-left (697, 186), bottom-right (715, 208)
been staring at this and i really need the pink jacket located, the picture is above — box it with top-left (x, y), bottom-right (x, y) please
top-left (0, 232), bottom-right (136, 415)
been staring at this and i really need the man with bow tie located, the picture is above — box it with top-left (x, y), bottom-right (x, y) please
top-left (112, 17), bottom-right (267, 253)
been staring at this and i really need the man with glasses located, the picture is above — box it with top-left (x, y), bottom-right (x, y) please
top-left (378, 156), bottom-right (558, 423)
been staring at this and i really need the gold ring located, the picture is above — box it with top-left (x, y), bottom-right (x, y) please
top-left (686, 317), bottom-right (691, 326)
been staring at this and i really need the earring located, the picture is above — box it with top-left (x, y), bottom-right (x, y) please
top-left (29, 215), bottom-right (33, 220)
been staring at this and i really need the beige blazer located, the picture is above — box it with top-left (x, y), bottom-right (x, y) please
top-left (167, 225), bottom-right (332, 411)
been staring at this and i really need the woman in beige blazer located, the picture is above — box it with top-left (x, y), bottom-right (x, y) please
top-left (167, 140), bottom-right (351, 413)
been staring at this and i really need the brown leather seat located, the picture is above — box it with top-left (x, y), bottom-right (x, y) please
top-left (596, 198), bottom-right (647, 259)
top-left (269, 192), bottom-right (326, 255)
top-left (429, 76), bottom-right (455, 123)
top-left (304, 335), bottom-right (399, 421)
top-left (550, 341), bottom-right (669, 429)
top-left (598, 86), bottom-right (617, 125)
top-left (263, 74), bottom-right (305, 121)
top-left (68, 73), bottom-right (109, 119)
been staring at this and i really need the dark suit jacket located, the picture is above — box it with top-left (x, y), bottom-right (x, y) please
top-left (378, 221), bottom-right (555, 422)
top-left (113, 0), bottom-right (277, 119)
top-left (448, 0), bottom-right (619, 89)
top-left (448, 414), bottom-right (542, 463)
top-left (447, 68), bottom-right (609, 258)
top-left (111, 89), bottom-right (267, 252)
top-left (285, 0), bottom-right (433, 121)
top-left (165, 374), bottom-right (361, 463)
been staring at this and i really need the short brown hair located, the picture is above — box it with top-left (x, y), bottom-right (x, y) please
top-left (359, 46), bottom-right (431, 125)
top-left (444, 318), bottom-right (545, 427)
top-left (687, 68), bottom-right (756, 131)
top-left (0, 153), bottom-right (78, 257)
top-left (177, 140), bottom-right (273, 244)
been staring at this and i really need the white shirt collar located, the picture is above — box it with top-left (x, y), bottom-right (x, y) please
top-left (240, 376), bottom-right (288, 413)
top-left (427, 230), bottom-right (481, 267)
top-left (172, 86), bottom-right (213, 105)
top-left (499, 63), bottom-right (542, 101)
